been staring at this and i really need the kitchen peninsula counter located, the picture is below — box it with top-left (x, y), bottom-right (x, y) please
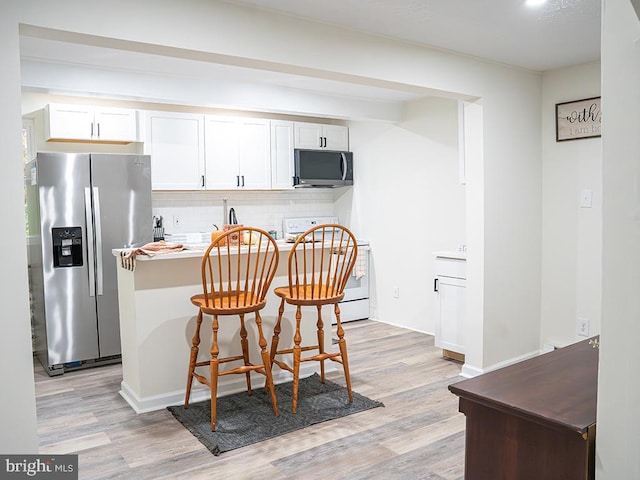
top-left (112, 240), bottom-right (367, 413)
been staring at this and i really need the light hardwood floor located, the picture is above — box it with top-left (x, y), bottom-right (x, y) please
top-left (34, 320), bottom-right (466, 480)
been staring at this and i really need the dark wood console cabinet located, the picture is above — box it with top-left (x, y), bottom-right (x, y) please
top-left (449, 337), bottom-right (598, 480)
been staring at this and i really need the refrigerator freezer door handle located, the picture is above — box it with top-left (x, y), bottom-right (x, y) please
top-left (93, 187), bottom-right (104, 296)
top-left (85, 187), bottom-right (96, 297)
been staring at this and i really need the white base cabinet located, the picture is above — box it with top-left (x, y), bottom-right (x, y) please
top-left (434, 253), bottom-right (466, 356)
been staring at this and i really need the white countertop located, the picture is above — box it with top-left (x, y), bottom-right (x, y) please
top-left (113, 239), bottom-right (369, 261)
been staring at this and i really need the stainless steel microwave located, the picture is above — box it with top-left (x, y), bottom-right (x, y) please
top-left (293, 149), bottom-right (354, 187)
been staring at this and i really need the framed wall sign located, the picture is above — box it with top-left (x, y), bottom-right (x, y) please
top-left (556, 97), bottom-right (602, 142)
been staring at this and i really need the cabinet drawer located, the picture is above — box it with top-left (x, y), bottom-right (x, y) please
top-left (435, 258), bottom-right (466, 279)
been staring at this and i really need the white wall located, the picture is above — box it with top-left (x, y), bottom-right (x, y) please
top-left (479, 71), bottom-right (542, 369)
top-left (540, 62), bottom-right (602, 348)
top-left (337, 97), bottom-right (465, 334)
top-left (0, 1), bottom-right (38, 452)
top-left (598, 0), bottom-right (640, 477)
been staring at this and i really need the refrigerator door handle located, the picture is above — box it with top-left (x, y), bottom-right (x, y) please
top-left (93, 187), bottom-right (104, 296)
top-left (84, 187), bottom-right (96, 297)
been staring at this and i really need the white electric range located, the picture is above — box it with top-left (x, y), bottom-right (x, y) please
top-left (282, 216), bottom-right (370, 323)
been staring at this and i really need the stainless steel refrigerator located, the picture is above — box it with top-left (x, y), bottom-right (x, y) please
top-left (26, 153), bottom-right (152, 376)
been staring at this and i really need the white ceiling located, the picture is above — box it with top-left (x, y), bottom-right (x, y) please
top-left (223, 0), bottom-right (602, 72)
top-left (19, 0), bottom-right (601, 113)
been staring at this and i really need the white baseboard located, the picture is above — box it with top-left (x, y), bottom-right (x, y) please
top-left (344, 318), bottom-right (547, 381)
top-left (460, 348), bottom-right (542, 378)
top-left (119, 363), bottom-right (328, 413)
top-left (368, 317), bottom-right (433, 336)
top-left (460, 363), bottom-right (483, 378)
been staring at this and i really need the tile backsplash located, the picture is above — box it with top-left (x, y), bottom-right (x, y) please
top-left (152, 189), bottom-right (335, 238)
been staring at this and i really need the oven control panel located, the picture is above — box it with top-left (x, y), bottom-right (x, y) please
top-left (282, 216), bottom-right (338, 240)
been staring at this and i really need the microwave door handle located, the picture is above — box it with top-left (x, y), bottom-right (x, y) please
top-left (341, 153), bottom-right (347, 181)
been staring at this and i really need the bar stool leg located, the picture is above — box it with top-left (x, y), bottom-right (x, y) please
top-left (269, 297), bottom-right (285, 365)
top-left (264, 297), bottom-right (285, 394)
top-left (334, 304), bottom-right (353, 403)
top-left (316, 305), bottom-right (325, 383)
top-left (239, 314), bottom-right (252, 395)
top-left (255, 311), bottom-right (279, 416)
top-left (292, 305), bottom-right (303, 414)
top-left (185, 309), bottom-right (204, 407)
top-left (210, 314), bottom-right (220, 431)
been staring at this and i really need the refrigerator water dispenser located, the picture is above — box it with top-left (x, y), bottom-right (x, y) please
top-left (52, 227), bottom-right (83, 267)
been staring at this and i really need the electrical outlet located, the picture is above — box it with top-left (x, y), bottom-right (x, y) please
top-left (576, 318), bottom-right (589, 337)
top-left (393, 287), bottom-right (400, 298)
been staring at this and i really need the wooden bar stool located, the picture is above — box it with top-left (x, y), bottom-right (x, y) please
top-left (184, 226), bottom-right (279, 431)
top-left (269, 224), bottom-right (358, 413)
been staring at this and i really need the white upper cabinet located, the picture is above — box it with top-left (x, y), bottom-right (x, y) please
top-left (270, 120), bottom-right (295, 190)
top-left (294, 122), bottom-right (349, 150)
top-left (204, 116), bottom-right (271, 190)
top-left (45, 103), bottom-right (138, 142)
top-left (143, 111), bottom-right (205, 190)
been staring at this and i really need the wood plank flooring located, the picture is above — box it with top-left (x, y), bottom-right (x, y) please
top-left (34, 320), bottom-right (466, 479)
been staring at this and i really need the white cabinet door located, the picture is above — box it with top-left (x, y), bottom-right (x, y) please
top-left (294, 122), bottom-right (349, 150)
top-left (434, 276), bottom-right (466, 354)
top-left (238, 119), bottom-right (271, 189)
top-left (45, 103), bottom-right (138, 142)
top-left (143, 111), bottom-right (205, 190)
top-left (205, 116), bottom-right (271, 190)
top-left (323, 124), bottom-right (349, 150)
top-left (204, 116), bottom-right (240, 189)
top-left (46, 104), bottom-right (94, 140)
top-left (434, 256), bottom-right (466, 355)
top-left (93, 107), bottom-right (138, 142)
top-left (294, 122), bottom-right (324, 149)
top-left (270, 120), bottom-right (294, 189)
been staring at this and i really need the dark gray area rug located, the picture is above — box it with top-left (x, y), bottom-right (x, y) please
top-left (168, 373), bottom-right (384, 456)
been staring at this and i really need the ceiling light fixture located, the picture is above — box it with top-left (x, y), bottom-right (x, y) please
top-left (525, 0), bottom-right (547, 6)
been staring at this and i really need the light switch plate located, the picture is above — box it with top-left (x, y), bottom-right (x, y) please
top-left (579, 189), bottom-right (593, 208)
